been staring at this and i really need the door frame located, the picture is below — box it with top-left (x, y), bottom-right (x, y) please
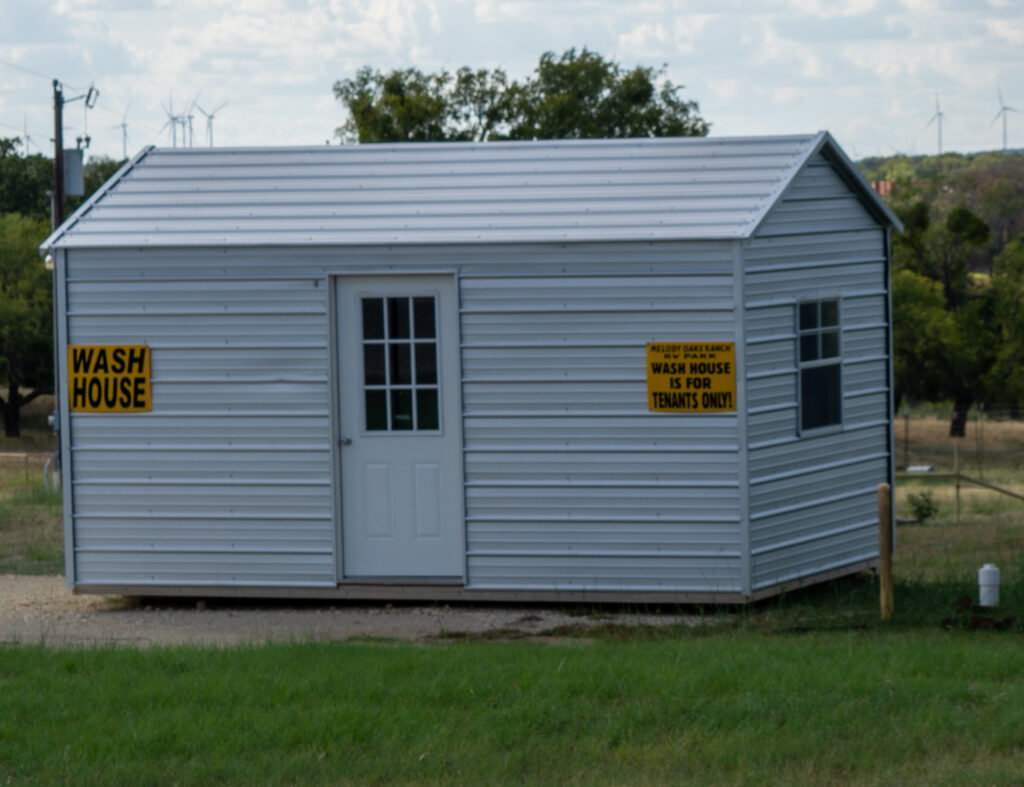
top-left (328, 271), bottom-right (467, 584)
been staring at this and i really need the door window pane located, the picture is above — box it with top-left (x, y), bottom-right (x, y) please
top-left (413, 297), bottom-right (436, 338)
top-left (417, 389), bottom-right (439, 430)
top-left (390, 343), bottom-right (411, 385)
top-left (362, 298), bottom-right (384, 340)
top-left (391, 389), bottom-right (413, 430)
top-left (415, 343), bottom-right (437, 384)
top-left (365, 390), bottom-right (387, 431)
top-left (799, 302), bottom-right (818, 330)
top-left (364, 344), bottom-right (385, 386)
top-left (387, 297), bottom-right (410, 339)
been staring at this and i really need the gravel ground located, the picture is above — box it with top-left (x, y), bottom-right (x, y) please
top-left (0, 575), bottom-right (700, 648)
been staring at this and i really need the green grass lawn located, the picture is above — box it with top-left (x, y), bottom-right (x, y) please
top-left (2, 633), bottom-right (1024, 785)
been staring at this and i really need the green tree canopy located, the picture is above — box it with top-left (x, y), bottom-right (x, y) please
top-left (333, 49), bottom-right (709, 144)
top-left (0, 212), bottom-right (53, 437)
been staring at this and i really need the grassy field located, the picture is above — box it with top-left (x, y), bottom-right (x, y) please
top-left (1, 409), bottom-right (1023, 784)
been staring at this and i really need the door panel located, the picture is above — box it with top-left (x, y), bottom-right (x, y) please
top-left (336, 276), bottom-right (464, 578)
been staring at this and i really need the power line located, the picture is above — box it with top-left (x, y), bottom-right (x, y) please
top-left (0, 57), bottom-right (86, 92)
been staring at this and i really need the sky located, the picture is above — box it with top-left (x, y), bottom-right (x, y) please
top-left (1, 0), bottom-right (1022, 164)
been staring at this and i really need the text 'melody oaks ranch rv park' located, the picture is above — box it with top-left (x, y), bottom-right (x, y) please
top-left (42, 132), bottom-right (902, 603)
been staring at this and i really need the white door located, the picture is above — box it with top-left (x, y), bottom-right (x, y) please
top-left (336, 276), bottom-right (464, 579)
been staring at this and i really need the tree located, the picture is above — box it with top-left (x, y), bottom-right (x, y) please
top-left (0, 212), bottom-right (53, 437)
top-left (333, 49), bottom-right (708, 143)
top-left (0, 137), bottom-right (52, 224)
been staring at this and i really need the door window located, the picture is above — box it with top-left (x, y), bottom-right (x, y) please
top-left (361, 296), bottom-right (440, 432)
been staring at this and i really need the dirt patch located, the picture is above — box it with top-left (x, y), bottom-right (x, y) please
top-left (0, 575), bottom-right (704, 648)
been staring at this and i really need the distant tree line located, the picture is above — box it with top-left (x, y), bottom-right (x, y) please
top-left (860, 151), bottom-right (1024, 435)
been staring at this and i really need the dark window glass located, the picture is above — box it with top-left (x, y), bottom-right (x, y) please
top-left (362, 298), bottom-right (384, 340)
top-left (387, 297), bottom-right (410, 339)
top-left (363, 344), bottom-right (385, 386)
top-left (801, 365), bottom-right (841, 431)
top-left (389, 343), bottom-right (411, 385)
top-left (799, 302), bottom-right (818, 330)
top-left (416, 389), bottom-right (439, 430)
top-left (391, 390), bottom-right (413, 430)
top-left (800, 334), bottom-right (818, 362)
top-left (821, 300), bottom-right (839, 327)
top-left (413, 297), bottom-right (436, 339)
top-left (415, 343), bottom-right (437, 384)
top-left (821, 330), bottom-right (840, 358)
top-left (365, 390), bottom-right (387, 431)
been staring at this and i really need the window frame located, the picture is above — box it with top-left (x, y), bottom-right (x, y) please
top-left (796, 297), bottom-right (843, 435)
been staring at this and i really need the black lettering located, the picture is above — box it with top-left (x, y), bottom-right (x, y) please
top-left (118, 377), bottom-right (133, 408)
top-left (669, 376), bottom-right (681, 390)
top-left (111, 347), bottom-right (126, 374)
top-left (651, 362), bottom-right (664, 374)
top-left (71, 347), bottom-right (95, 374)
top-left (126, 347), bottom-right (146, 374)
top-left (87, 378), bottom-right (102, 408)
top-left (71, 377), bottom-right (87, 409)
top-left (100, 377), bottom-right (117, 408)
top-left (132, 377), bottom-right (147, 409)
top-left (93, 348), bottom-right (109, 373)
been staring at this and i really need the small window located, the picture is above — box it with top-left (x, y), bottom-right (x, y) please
top-left (798, 299), bottom-right (841, 432)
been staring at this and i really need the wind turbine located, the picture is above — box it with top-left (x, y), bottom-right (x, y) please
top-left (991, 84), bottom-right (1018, 152)
top-left (110, 100), bottom-right (132, 159)
top-left (21, 114), bottom-right (34, 155)
top-left (196, 101), bottom-right (228, 146)
top-left (925, 94), bottom-right (944, 154)
top-left (159, 95), bottom-right (178, 147)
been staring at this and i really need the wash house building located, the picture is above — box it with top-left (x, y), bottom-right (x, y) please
top-left (43, 132), bottom-right (901, 602)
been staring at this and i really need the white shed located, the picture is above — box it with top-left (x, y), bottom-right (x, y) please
top-left (43, 132), bottom-right (901, 603)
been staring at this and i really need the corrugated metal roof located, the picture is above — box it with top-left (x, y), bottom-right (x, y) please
top-left (43, 132), bottom-right (898, 249)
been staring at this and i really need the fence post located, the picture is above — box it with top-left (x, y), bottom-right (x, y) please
top-left (954, 442), bottom-right (960, 524)
top-left (878, 482), bottom-right (894, 620)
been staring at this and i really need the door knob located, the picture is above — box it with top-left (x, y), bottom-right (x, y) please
top-left (340, 435), bottom-right (352, 446)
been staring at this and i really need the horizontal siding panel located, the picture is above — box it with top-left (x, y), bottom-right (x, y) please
top-left (749, 455), bottom-right (888, 514)
top-left (460, 275), bottom-right (733, 307)
top-left (844, 359), bottom-right (887, 390)
top-left (68, 313), bottom-right (326, 344)
top-left (744, 261), bottom-right (885, 302)
top-left (753, 525), bottom-right (877, 589)
top-left (70, 415), bottom-right (330, 446)
top-left (746, 305), bottom-right (793, 338)
top-left (71, 449), bottom-right (331, 480)
top-left (150, 347), bottom-right (328, 375)
top-left (750, 490), bottom-right (877, 552)
top-left (747, 408), bottom-right (796, 444)
top-left (74, 517), bottom-right (333, 551)
top-left (745, 338), bottom-right (793, 376)
top-left (460, 312), bottom-right (735, 344)
top-left (73, 483), bottom-right (333, 515)
top-left (75, 551), bottom-right (336, 586)
top-left (466, 486), bottom-right (739, 519)
top-left (145, 381), bottom-right (328, 411)
top-left (467, 520), bottom-right (740, 553)
top-left (744, 229), bottom-right (884, 265)
top-left (467, 555), bottom-right (742, 592)
top-left (65, 242), bottom-right (737, 280)
top-left (464, 415), bottom-right (738, 447)
top-left (67, 278), bottom-right (325, 311)
top-left (464, 382), bottom-right (648, 412)
top-left (748, 425), bottom-right (888, 478)
top-left (843, 294), bottom-right (887, 325)
top-left (465, 451), bottom-right (739, 483)
top-left (461, 347), bottom-right (649, 379)
top-left (843, 326), bottom-right (887, 358)
top-left (746, 374), bottom-right (796, 411)
top-left (845, 390), bottom-right (890, 424)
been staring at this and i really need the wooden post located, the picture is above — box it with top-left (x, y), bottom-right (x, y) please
top-left (878, 483), bottom-right (893, 620)
top-left (954, 442), bottom-right (960, 524)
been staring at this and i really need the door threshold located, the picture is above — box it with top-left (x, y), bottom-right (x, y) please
top-left (340, 576), bottom-right (464, 586)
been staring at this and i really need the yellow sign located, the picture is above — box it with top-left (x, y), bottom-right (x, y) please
top-left (68, 345), bottom-right (151, 412)
top-left (647, 342), bottom-right (736, 413)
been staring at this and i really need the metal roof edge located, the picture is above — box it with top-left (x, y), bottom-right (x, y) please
top-left (742, 131), bottom-right (827, 239)
top-left (40, 145), bottom-right (157, 253)
top-left (814, 131), bottom-right (904, 234)
top-left (743, 131), bottom-right (904, 238)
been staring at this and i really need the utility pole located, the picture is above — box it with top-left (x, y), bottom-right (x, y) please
top-left (52, 79), bottom-right (65, 231)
